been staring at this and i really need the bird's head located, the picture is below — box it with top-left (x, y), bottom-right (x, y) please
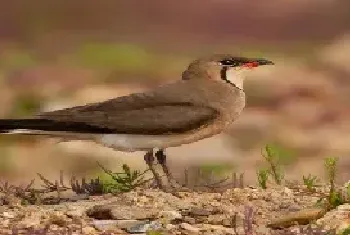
top-left (182, 54), bottom-right (275, 90)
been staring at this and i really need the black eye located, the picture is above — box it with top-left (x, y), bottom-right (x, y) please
top-left (220, 59), bottom-right (238, 67)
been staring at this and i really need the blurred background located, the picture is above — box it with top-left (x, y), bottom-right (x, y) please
top-left (0, 0), bottom-right (350, 186)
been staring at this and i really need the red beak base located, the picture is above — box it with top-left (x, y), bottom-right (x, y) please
top-left (243, 61), bottom-right (259, 69)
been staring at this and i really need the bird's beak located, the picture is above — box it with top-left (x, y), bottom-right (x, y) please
top-left (241, 58), bottom-right (274, 69)
top-left (254, 58), bottom-right (275, 66)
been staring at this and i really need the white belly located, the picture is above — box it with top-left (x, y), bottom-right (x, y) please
top-left (98, 133), bottom-right (197, 152)
top-left (5, 128), bottom-right (221, 152)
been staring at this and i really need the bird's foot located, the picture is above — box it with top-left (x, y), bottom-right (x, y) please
top-left (155, 149), bottom-right (181, 190)
top-left (144, 150), bottom-right (166, 190)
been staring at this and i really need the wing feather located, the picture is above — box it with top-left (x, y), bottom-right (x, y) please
top-left (37, 88), bottom-right (219, 135)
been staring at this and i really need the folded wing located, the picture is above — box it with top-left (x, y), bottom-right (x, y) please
top-left (36, 91), bottom-right (219, 135)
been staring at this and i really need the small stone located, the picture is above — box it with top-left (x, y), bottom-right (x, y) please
top-left (210, 201), bottom-right (221, 207)
top-left (93, 219), bottom-right (132, 232)
top-left (2, 196), bottom-right (22, 208)
top-left (180, 223), bottom-right (200, 233)
top-left (270, 191), bottom-right (281, 199)
top-left (93, 220), bottom-right (120, 231)
top-left (81, 226), bottom-right (97, 234)
top-left (127, 220), bottom-right (162, 233)
top-left (208, 214), bottom-right (224, 225)
top-left (3, 211), bottom-right (15, 219)
top-left (86, 204), bottom-right (113, 219)
top-left (69, 193), bottom-right (90, 202)
top-left (194, 215), bottom-right (207, 223)
top-left (47, 213), bottom-right (68, 227)
top-left (102, 193), bottom-right (113, 199)
top-left (1, 219), bottom-right (9, 227)
top-left (190, 208), bottom-right (211, 216)
top-left (19, 218), bottom-right (41, 228)
top-left (177, 203), bottom-right (192, 211)
top-left (159, 210), bottom-right (182, 222)
top-left (267, 208), bottom-right (327, 229)
top-left (66, 209), bottom-right (84, 218)
top-left (222, 219), bottom-right (232, 227)
top-left (50, 224), bottom-right (60, 231)
top-left (224, 228), bottom-right (239, 235)
top-left (283, 187), bottom-right (293, 197)
top-left (337, 204), bottom-right (350, 211)
top-left (184, 216), bottom-right (196, 224)
top-left (87, 204), bottom-right (157, 220)
top-left (249, 192), bottom-right (259, 200)
top-left (166, 224), bottom-right (177, 230)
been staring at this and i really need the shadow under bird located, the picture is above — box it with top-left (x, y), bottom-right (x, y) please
top-left (0, 54), bottom-right (274, 190)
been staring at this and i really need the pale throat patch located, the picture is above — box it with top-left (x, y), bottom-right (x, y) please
top-left (225, 68), bottom-right (248, 89)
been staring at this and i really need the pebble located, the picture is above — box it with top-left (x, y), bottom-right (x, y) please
top-left (81, 226), bottom-right (97, 234)
top-left (166, 224), bottom-right (177, 230)
top-left (2, 212), bottom-right (15, 219)
top-left (159, 210), bottom-right (182, 222)
top-left (65, 209), bottom-right (85, 218)
top-left (87, 204), bottom-right (157, 220)
top-left (180, 223), bottom-right (200, 233)
top-left (127, 220), bottom-right (162, 233)
top-left (190, 208), bottom-right (211, 216)
top-left (93, 219), bottom-right (137, 231)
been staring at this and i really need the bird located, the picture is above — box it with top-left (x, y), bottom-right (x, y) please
top-left (0, 54), bottom-right (274, 190)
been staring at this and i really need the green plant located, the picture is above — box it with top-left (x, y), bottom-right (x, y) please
top-left (323, 157), bottom-right (350, 210)
top-left (324, 157), bottom-right (343, 208)
top-left (346, 184), bottom-right (350, 200)
top-left (328, 191), bottom-right (344, 209)
top-left (97, 162), bottom-right (151, 193)
top-left (257, 168), bottom-right (269, 189)
top-left (339, 225), bottom-right (350, 235)
top-left (261, 144), bottom-right (286, 185)
top-left (302, 174), bottom-right (319, 192)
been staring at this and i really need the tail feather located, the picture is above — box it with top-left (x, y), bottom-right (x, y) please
top-left (0, 119), bottom-right (114, 134)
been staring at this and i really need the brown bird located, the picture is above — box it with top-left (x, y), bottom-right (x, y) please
top-left (0, 54), bottom-right (274, 190)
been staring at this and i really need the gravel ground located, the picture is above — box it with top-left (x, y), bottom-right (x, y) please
top-left (0, 184), bottom-right (349, 235)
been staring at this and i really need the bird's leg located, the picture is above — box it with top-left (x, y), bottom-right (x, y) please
top-left (155, 149), bottom-right (178, 189)
top-left (144, 150), bottom-right (164, 190)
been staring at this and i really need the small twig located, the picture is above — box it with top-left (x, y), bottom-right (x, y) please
top-left (55, 180), bottom-right (61, 202)
top-left (37, 173), bottom-right (69, 192)
top-left (208, 170), bottom-right (214, 185)
top-left (37, 173), bottom-right (55, 187)
top-left (184, 169), bottom-right (189, 187)
top-left (59, 170), bottom-right (66, 188)
top-left (232, 172), bottom-right (237, 188)
top-left (24, 179), bottom-right (35, 191)
top-left (96, 161), bottom-right (114, 174)
top-left (243, 205), bottom-right (253, 235)
top-left (239, 173), bottom-right (244, 188)
top-left (231, 212), bottom-right (238, 235)
top-left (194, 167), bottom-right (201, 186)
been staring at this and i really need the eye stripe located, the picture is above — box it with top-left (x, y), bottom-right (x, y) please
top-left (220, 59), bottom-right (239, 67)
